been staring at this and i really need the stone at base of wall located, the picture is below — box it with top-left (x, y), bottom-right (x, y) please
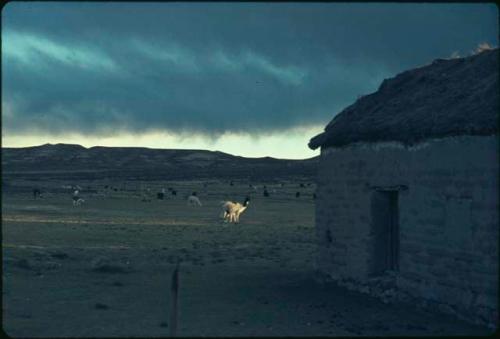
top-left (313, 270), bottom-right (497, 330)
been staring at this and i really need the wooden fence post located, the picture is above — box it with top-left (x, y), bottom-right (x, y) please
top-left (169, 260), bottom-right (180, 337)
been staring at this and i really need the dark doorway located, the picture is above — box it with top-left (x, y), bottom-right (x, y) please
top-left (370, 190), bottom-right (399, 275)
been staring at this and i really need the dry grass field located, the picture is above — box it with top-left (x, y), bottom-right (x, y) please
top-left (2, 179), bottom-right (490, 337)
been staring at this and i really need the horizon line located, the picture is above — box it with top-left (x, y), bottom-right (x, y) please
top-left (1, 142), bottom-right (319, 161)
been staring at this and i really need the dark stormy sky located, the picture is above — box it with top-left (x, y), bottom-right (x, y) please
top-left (2, 2), bottom-right (498, 158)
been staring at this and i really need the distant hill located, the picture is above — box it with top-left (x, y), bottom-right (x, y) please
top-left (2, 143), bottom-right (319, 180)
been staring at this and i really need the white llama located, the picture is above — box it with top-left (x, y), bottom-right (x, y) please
top-left (187, 192), bottom-right (201, 206)
top-left (187, 195), bottom-right (202, 206)
top-left (221, 197), bottom-right (250, 223)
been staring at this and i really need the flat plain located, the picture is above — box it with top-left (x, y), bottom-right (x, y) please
top-left (2, 179), bottom-right (490, 337)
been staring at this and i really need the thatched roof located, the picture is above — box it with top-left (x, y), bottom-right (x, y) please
top-left (309, 49), bottom-right (499, 150)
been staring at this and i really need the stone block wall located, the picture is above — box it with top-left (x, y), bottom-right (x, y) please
top-left (315, 135), bottom-right (498, 328)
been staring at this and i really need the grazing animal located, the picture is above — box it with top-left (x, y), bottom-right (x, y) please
top-left (221, 197), bottom-right (250, 223)
top-left (73, 196), bottom-right (85, 206)
top-left (296, 192), bottom-right (301, 198)
top-left (230, 181), bottom-right (234, 186)
top-left (140, 187), bottom-right (152, 202)
top-left (263, 189), bottom-right (269, 197)
top-left (300, 183), bottom-right (305, 188)
top-left (171, 190), bottom-right (177, 196)
top-left (313, 193), bottom-right (317, 199)
top-left (187, 194), bottom-right (202, 206)
top-left (33, 189), bottom-right (41, 199)
top-left (157, 192), bottom-right (164, 200)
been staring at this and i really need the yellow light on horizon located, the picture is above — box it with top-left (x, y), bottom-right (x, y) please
top-left (2, 126), bottom-right (322, 160)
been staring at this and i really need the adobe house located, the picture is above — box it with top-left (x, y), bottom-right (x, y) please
top-left (308, 49), bottom-right (498, 327)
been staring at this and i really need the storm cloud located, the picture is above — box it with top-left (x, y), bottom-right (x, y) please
top-left (2, 2), bottom-right (498, 138)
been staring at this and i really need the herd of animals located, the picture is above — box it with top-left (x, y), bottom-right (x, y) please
top-left (31, 181), bottom-right (316, 224)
